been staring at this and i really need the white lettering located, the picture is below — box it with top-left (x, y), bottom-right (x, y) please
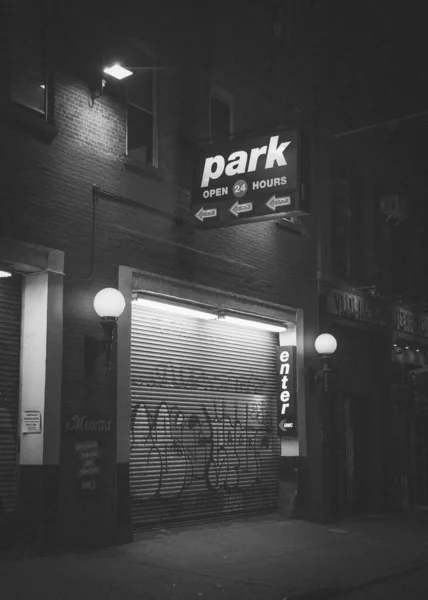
top-left (280, 390), bottom-right (290, 402)
top-left (201, 155), bottom-right (226, 187)
top-left (278, 348), bottom-right (293, 423)
top-left (265, 136), bottom-right (291, 169)
top-left (280, 363), bottom-right (290, 375)
top-left (200, 136), bottom-right (292, 188)
top-left (224, 151), bottom-right (248, 177)
top-left (248, 146), bottom-right (267, 172)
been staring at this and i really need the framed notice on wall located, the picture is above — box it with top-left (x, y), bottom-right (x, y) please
top-left (22, 411), bottom-right (42, 434)
top-left (277, 346), bottom-right (297, 437)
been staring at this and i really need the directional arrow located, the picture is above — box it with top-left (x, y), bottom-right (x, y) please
top-left (195, 207), bottom-right (217, 222)
top-left (266, 195), bottom-right (291, 211)
top-left (229, 201), bottom-right (253, 217)
top-left (278, 419), bottom-right (294, 432)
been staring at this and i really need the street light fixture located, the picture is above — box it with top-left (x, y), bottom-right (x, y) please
top-left (311, 333), bottom-right (337, 392)
top-left (85, 288), bottom-right (126, 373)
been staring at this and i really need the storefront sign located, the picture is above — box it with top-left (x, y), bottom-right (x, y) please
top-left (64, 414), bottom-right (114, 495)
top-left (326, 289), bottom-right (389, 326)
top-left (277, 346), bottom-right (297, 437)
top-left (326, 288), bottom-right (428, 338)
top-left (65, 414), bottom-right (112, 432)
top-left (22, 410), bottom-right (42, 434)
top-left (191, 130), bottom-right (301, 228)
top-left (393, 308), bottom-right (418, 335)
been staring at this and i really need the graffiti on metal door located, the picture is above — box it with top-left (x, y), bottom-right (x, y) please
top-left (130, 399), bottom-right (276, 523)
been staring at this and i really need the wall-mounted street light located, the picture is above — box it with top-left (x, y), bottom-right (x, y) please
top-left (314, 333), bottom-right (337, 356)
top-left (85, 288), bottom-right (126, 374)
top-left (310, 333), bottom-right (337, 392)
top-left (89, 62), bottom-right (168, 105)
top-left (0, 270), bottom-right (12, 278)
top-left (103, 63), bottom-right (134, 80)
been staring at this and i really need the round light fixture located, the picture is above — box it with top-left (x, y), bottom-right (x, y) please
top-left (314, 333), bottom-right (337, 356)
top-left (93, 288), bottom-right (126, 318)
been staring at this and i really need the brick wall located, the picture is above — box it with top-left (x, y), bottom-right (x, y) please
top-left (0, 1), bottom-right (325, 546)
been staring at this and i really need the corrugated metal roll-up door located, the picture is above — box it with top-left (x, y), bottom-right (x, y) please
top-left (130, 301), bottom-right (281, 529)
top-left (0, 275), bottom-right (22, 515)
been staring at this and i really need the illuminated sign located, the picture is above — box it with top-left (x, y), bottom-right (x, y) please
top-left (191, 129), bottom-right (306, 228)
top-left (277, 346), bottom-right (297, 437)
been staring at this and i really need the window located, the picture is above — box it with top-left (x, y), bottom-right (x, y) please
top-left (10, 1), bottom-right (47, 117)
top-left (126, 55), bottom-right (157, 166)
top-left (209, 92), bottom-right (232, 141)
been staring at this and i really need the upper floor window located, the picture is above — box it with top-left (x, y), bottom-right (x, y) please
top-left (10, 0), bottom-right (47, 117)
top-left (126, 55), bottom-right (157, 166)
top-left (209, 89), bottom-right (233, 141)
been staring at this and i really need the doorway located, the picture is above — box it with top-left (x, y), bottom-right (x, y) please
top-left (345, 394), bottom-right (372, 514)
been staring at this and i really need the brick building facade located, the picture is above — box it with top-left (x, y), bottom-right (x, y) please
top-left (318, 115), bottom-right (428, 519)
top-left (0, 0), bottom-right (336, 552)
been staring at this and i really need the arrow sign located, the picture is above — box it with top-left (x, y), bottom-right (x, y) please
top-left (229, 201), bottom-right (253, 217)
top-left (266, 195), bottom-right (291, 211)
top-left (195, 207), bottom-right (217, 222)
top-left (278, 419), bottom-right (294, 432)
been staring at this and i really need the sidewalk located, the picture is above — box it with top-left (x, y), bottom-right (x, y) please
top-left (1, 509), bottom-right (428, 600)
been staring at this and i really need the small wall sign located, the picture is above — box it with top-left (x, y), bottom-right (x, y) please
top-left (63, 413), bottom-right (113, 495)
top-left (22, 410), bottom-right (42, 434)
top-left (277, 346), bottom-right (297, 437)
top-left (75, 439), bottom-right (101, 479)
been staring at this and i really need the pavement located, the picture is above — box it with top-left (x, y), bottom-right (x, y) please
top-left (1, 509), bottom-right (428, 599)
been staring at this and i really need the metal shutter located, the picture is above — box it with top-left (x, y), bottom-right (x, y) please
top-left (130, 302), bottom-right (280, 529)
top-left (0, 275), bottom-right (21, 515)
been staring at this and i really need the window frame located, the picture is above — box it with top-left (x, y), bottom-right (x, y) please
top-left (9, 1), bottom-right (53, 123)
top-left (208, 86), bottom-right (234, 141)
top-left (125, 57), bottom-right (158, 168)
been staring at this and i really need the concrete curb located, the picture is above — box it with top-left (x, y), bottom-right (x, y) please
top-left (284, 557), bottom-right (428, 599)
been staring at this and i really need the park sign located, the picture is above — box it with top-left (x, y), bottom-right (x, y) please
top-left (190, 129), bottom-right (303, 228)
